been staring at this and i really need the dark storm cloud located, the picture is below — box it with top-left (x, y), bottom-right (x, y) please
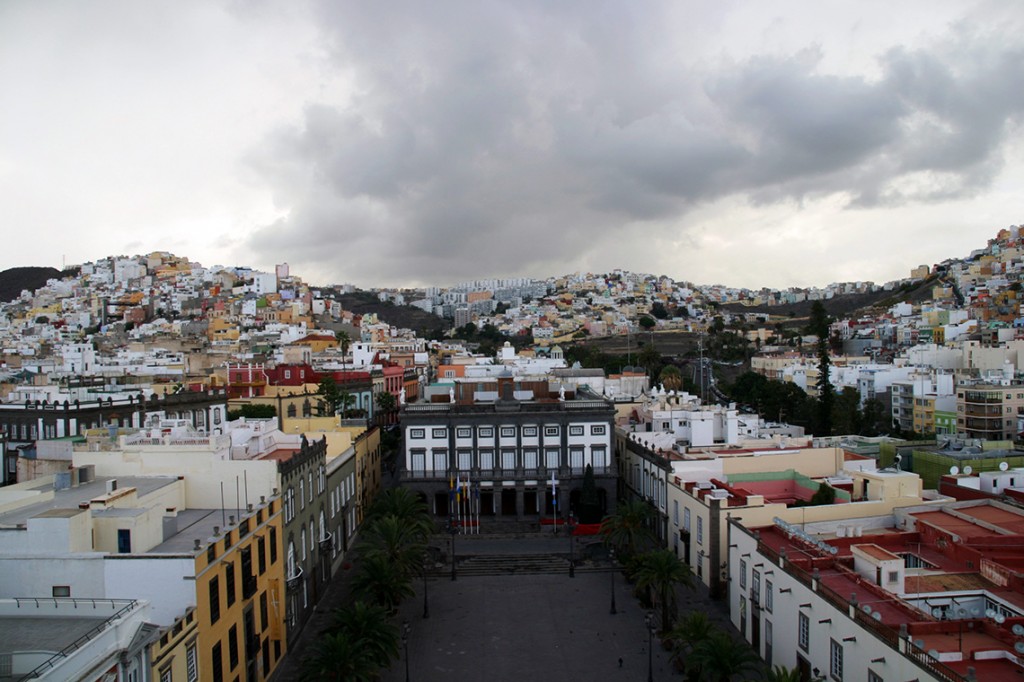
top-left (243, 2), bottom-right (1024, 286)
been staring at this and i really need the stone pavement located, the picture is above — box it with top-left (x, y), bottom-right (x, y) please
top-left (273, 533), bottom-right (748, 681)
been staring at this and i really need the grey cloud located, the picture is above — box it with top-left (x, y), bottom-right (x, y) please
top-left (243, 2), bottom-right (1024, 286)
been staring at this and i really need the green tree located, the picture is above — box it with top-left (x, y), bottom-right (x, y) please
top-left (338, 390), bottom-right (355, 419)
top-left (578, 464), bottom-right (601, 524)
top-left (808, 300), bottom-right (834, 436)
top-left (809, 482), bottom-right (837, 506)
top-left (659, 365), bottom-right (683, 391)
top-left (651, 302), bottom-right (669, 319)
top-left (637, 343), bottom-right (662, 377)
top-left (337, 330), bottom-right (352, 367)
top-left (375, 391), bottom-right (397, 423)
top-left (352, 554), bottom-right (414, 612)
top-left (600, 499), bottom-right (656, 559)
top-left (686, 629), bottom-right (760, 682)
top-left (634, 549), bottom-right (694, 632)
top-left (301, 631), bottom-right (381, 682)
top-left (360, 515), bottom-right (428, 579)
top-left (366, 488), bottom-right (433, 540)
top-left (765, 665), bottom-right (806, 682)
top-left (329, 601), bottom-right (399, 669)
top-left (227, 404), bottom-right (277, 421)
top-left (668, 610), bottom-right (713, 674)
top-left (317, 375), bottom-right (341, 415)
top-left (639, 315), bottom-right (656, 330)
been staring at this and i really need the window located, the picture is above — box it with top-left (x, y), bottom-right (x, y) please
top-left (228, 625), bottom-right (239, 670)
top-left (211, 641), bottom-right (223, 682)
top-left (287, 403), bottom-right (296, 418)
top-left (500, 426), bottom-right (516, 437)
top-left (479, 427), bottom-right (494, 438)
top-left (887, 571), bottom-right (898, 583)
top-left (592, 446), bottom-right (607, 468)
top-left (186, 643), bottom-right (198, 682)
top-left (209, 576), bottom-right (221, 624)
top-left (260, 591), bottom-right (269, 630)
top-left (479, 449), bottom-right (494, 470)
top-left (544, 426), bottom-right (559, 437)
top-left (285, 488), bottom-right (295, 522)
top-left (301, 528), bottom-right (307, 561)
top-left (739, 559), bottom-right (747, 588)
top-left (299, 480), bottom-right (305, 509)
top-left (591, 425), bottom-right (606, 436)
top-left (457, 450), bottom-right (473, 470)
top-left (697, 517), bottom-right (703, 545)
top-left (765, 619), bottom-right (772, 664)
top-left (798, 612), bottom-right (809, 652)
top-left (765, 580), bottom-right (773, 612)
top-left (545, 448), bottom-right (560, 469)
top-left (52, 585), bottom-right (70, 598)
top-left (160, 668), bottom-right (172, 682)
top-left (830, 638), bottom-right (843, 681)
top-left (270, 526), bottom-right (278, 564)
top-left (684, 507), bottom-right (691, 532)
top-left (456, 427), bottom-right (472, 438)
top-left (258, 536), bottom-right (267, 575)
top-left (867, 670), bottom-right (883, 682)
top-left (569, 425), bottom-right (584, 436)
top-left (241, 546), bottom-right (256, 598)
top-left (308, 473), bottom-right (313, 501)
top-left (225, 563), bottom-right (236, 607)
top-left (673, 500), bottom-right (679, 525)
top-left (432, 428), bottom-right (447, 438)
top-left (752, 570), bottom-right (761, 605)
top-left (523, 426), bottom-right (537, 437)
top-left (409, 428), bottom-right (425, 439)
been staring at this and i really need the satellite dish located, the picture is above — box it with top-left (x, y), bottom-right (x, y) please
top-left (972, 607), bottom-right (982, 616)
top-left (1001, 461), bottom-right (1009, 471)
top-left (958, 608), bottom-right (967, 616)
top-left (1016, 642), bottom-right (1024, 654)
top-left (987, 609), bottom-right (997, 619)
top-left (863, 605), bottom-right (872, 614)
top-left (928, 649), bottom-right (940, 660)
top-left (831, 546), bottom-right (839, 555)
top-left (873, 611), bottom-right (882, 621)
top-left (964, 466), bottom-right (973, 475)
top-left (914, 639), bottom-right (925, 649)
top-left (1013, 624), bottom-right (1024, 636)
top-left (932, 607), bottom-right (942, 618)
top-left (997, 614), bottom-right (1007, 624)
top-left (950, 466), bottom-right (960, 475)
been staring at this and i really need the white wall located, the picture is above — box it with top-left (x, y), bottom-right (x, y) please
top-left (105, 556), bottom-right (196, 626)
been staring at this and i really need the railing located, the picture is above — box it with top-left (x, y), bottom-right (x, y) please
top-left (755, 539), bottom-right (968, 682)
top-left (402, 466), bottom-right (614, 481)
top-left (285, 566), bottom-right (304, 592)
top-left (16, 599), bottom-right (139, 681)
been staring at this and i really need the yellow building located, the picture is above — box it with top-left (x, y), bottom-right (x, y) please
top-left (192, 498), bottom-right (287, 682)
top-left (149, 608), bottom-right (199, 682)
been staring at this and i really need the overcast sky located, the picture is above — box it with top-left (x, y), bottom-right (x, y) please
top-left (2, 1), bottom-right (1022, 290)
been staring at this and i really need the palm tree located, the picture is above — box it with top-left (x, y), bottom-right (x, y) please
top-left (360, 515), bottom-right (428, 580)
top-left (366, 489), bottom-right (433, 540)
top-left (301, 630), bottom-right (380, 682)
top-left (764, 665), bottom-right (804, 682)
top-left (633, 549), bottom-right (694, 632)
top-left (352, 554), bottom-right (415, 612)
top-left (667, 610), bottom-right (713, 675)
top-left (686, 630), bottom-right (760, 682)
top-left (337, 330), bottom-right (352, 368)
top-left (600, 499), bottom-right (656, 559)
top-left (330, 600), bottom-right (399, 668)
top-left (659, 365), bottom-right (683, 391)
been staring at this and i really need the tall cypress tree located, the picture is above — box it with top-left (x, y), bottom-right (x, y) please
top-left (808, 301), bottom-right (833, 436)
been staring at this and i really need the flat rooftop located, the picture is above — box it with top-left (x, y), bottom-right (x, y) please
top-left (0, 615), bottom-right (108, 656)
top-left (0, 476), bottom-right (178, 528)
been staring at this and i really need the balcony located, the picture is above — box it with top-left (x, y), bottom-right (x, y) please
top-left (285, 566), bottom-right (304, 592)
top-left (319, 532), bottom-right (333, 553)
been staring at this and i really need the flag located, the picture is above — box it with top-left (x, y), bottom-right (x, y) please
top-left (551, 471), bottom-right (557, 507)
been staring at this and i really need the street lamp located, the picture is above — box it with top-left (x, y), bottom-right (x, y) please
top-left (566, 512), bottom-right (577, 578)
top-left (447, 514), bottom-right (458, 581)
top-left (645, 611), bottom-right (655, 682)
top-left (609, 547), bottom-right (617, 615)
top-left (422, 550), bottom-right (430, 619)
top-left (402, 620), bottom-right (410, 682)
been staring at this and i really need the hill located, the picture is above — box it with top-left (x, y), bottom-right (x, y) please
top-left (0, 267), bottom-right (64, 303)
top-left (332, 290), bottom-right (449, 336)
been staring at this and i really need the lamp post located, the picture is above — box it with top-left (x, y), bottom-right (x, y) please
top-left (609, 547), bottom-right (617, 615)
top-left (402, 620), bottom-right (410, 682)
top-left (566, 512), bottom-right (577, 578)
top-left (422, 550), bottom-right (430, 619)
top-left (645, 611), bottom-right (655, 682)
top-left (447, 514), bottom-right (458, 581)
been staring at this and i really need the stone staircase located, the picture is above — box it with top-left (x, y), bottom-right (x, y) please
top-left (428, 553), bottom-right (607, 577)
